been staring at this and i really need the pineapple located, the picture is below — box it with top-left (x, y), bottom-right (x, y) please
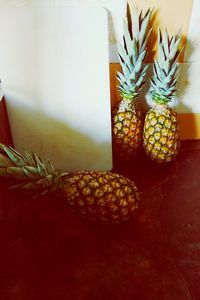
top-left (0, 143), bottom-right (140, 223)
top-left (143, 29), bottom-right (182, 163)
top-left (112, 7), bottom-right (152, 161)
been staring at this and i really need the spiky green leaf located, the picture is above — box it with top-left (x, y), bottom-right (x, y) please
top-left (46, 160), bottom-right (55, 175)
top-left (23, 151), bottom-right (36, 167)
top-left (0, 153), bottom-right (14, 167)
top-left (123, 20), bottom-right (132, 56)
top-left (134, 50), bottom-right (146, 73)
top-left (138, 8), bottom-right (152, 50)
top-left (33, 153), bottom-right (48, 177)
top-left (7, 167), bottom-right (27, 179)
top-left (117, 71), bottom-right (127, 84)
top-left (150, 29), bottom-right (182, 104)
top-left (169, 37), bottom-right (181, 61)
top-left (23, 166), bottom-right (41, 180)
top-left (0, 144), bottom-right (26, 167)
top-left (131, 6), bottom-right (140, 40)
top-left (117, 6), bottom-right (152, 99)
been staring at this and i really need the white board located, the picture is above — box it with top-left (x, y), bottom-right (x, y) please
top-left (0, 5), bottom-right (112, 171)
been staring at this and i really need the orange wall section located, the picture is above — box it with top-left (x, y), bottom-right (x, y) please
top-left (179, 114), bottom-right (200, 140)
top-left (110, 63), bottom-right (121, 109)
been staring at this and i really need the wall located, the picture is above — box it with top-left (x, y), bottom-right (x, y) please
top-left (0, 0), bottom-right (200, 140)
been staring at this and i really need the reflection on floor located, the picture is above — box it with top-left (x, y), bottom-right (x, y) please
top-left (0, 140), bottom-right (200, 299)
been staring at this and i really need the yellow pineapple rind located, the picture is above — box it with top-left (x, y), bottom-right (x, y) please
top-left (112, 103), bottom-right (143, 161)
top-left (63, 171), bottom-right (140, 223)
top-left (143, 106), bottom-right (180, 163)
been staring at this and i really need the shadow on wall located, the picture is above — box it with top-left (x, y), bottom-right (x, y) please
top-left (176, 38), bottom-right (195, 110)
top-left (6, 99), bottom-right (112, 172)
top-left (176, 38), bottom-right (199, 139)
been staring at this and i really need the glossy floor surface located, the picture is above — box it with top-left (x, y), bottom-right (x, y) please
top-left (0, 141), bottom-right (200, 299)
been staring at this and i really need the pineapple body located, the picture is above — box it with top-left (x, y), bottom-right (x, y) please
top-left (0, 143), bottom-right (140, 224)
top-left (143, 104), bottom-right (180, 163)
top-left (63, 171), bottom-right (140, 223)
top-left (112, 99), bottom-right (143, 160)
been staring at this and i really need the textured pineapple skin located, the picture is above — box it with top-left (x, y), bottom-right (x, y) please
top-left (63, 171), bottom-right (140, 223)
top-left (143, 105), bottom-right (180, 163)
top-left (112, 104), bottom-right (143, 161)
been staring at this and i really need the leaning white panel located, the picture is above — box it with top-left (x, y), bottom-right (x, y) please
top-left (0, 5), bottom-right (112, 171)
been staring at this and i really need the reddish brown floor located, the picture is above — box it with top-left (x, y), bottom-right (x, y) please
top-left (0, 140), bottom-right (200, 300)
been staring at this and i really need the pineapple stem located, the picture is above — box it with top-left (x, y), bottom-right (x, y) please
top-left (152, 94), bottom-right (171, 105)
top-left (119, 91), bottom-right (137, 101)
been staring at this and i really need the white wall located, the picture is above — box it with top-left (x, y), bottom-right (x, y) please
top-left (177, 0), bottom-right (200, 113)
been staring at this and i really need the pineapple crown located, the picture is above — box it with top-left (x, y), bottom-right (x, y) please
top-left (149, 29), bottom-right (182, 105)
top-left (117, 6), bottom-right (153, 100)
top-left (0, 143), bottom-right (63, 195)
